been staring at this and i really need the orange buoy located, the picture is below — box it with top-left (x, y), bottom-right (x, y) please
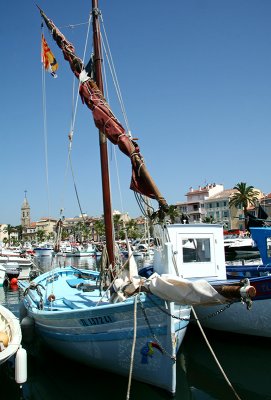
top-left (10, 277), bottom-right (18, 285)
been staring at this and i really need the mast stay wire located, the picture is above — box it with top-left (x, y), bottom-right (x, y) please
top-left (100, 41), bottom-right (124, 217)
top-left (100, 16), bottom-right (131, 137)
top-left (100, 14), bottom-right (156, 220)
top-left (58, 11), bottom-right (93, 223)
top-left (100, 14), bottom-right (135, 217)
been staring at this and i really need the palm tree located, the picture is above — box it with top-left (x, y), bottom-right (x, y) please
top-left (126, 219), bottom-right (139, 240)
top-left (3, 224), bottom-right (16, 246)
top-left (229, 182), bottom-right (260, 230)
top-left (75, 221), bottom-right (85, 242)
top-left (36, 229), bottom-right (46, 243)
top-left (167, 205), bottom-right (180, 224)
top-left (93, 219), bottom-right (105, 242)
top-left (61, 227), bottom-right (70, 241)
top-left (14, 225), bottom-right (23, 241)
top-left (81, 224), bottom-right (91, 241)
top-left (113, 214), bottom-right (122, 240)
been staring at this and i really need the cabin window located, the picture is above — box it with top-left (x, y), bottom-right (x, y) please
top-left (182, 238), bottom-right (211, 263)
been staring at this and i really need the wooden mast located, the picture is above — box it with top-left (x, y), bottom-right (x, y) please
top-left (92, 0), bottom-right (115, 269)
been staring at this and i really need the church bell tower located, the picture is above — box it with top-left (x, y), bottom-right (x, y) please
top-left (21, 190), bottom-right (31, 228)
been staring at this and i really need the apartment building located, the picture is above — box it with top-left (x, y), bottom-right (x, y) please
top-left (176, 183), bottom-right (265, 229)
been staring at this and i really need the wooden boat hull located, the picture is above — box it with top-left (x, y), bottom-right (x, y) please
top-left (19, 266), bottom-right (190, 394)
top-left (193, 275), bottom-right (271, 337)
top-left (0, 305), bottom-right (22, 365)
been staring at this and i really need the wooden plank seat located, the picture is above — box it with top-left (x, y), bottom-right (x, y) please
top-left (62, 297), bottom-right (97, 309)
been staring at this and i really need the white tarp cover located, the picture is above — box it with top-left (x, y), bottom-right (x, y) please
top-left (144, 273), bottom-right (226, 305)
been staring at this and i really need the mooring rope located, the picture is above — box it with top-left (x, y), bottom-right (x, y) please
top-left (126, 294), bottom-right (139, 400)
top-left (192, 306), bottom-right (242, 400)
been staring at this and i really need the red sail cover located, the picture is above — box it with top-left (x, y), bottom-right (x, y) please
top-left (79, 82), bottom-right (155, 197)
top-left (47, 20), bottom-right (156, 199)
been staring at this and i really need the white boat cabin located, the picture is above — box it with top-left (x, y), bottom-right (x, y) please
top-left (153, 224), bottom-right (226, 281)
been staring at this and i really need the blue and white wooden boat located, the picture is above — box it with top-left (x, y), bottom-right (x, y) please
top-left (19, 223), bottom-right (250, 395)
top-left (19, 264), bottom-right (189, 393)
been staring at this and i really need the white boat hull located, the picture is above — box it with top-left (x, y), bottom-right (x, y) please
top-left (19, 266), bottom-right (190, 394)
top-left (33, 305), bottom-right (188, 390)
top-left (194, 297), bottom-right (271, 337)
top-left (0, 265), bottom-right (6, 286)
top-left (33, 249), bottom-right (53, 257)
top-left (0, 305), bottom-right (22, 365)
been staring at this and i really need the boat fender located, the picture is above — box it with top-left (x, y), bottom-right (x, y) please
top-left (21, 316), bottom-right (35, 344)
top-left (48, 294), bottom-right (56, 302)
top-left (15, 346), bottom-right (27, 384)
top-left (0, 331), bottom-right (9, 349)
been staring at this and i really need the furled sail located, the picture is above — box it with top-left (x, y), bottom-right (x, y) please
top-left (38, 7), bottom-right (168, 214)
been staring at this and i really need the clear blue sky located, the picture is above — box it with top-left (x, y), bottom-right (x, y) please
top-left (1, 1), bottom-right (271, 226)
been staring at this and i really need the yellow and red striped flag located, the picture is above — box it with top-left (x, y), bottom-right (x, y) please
top-left (41, 34), bottom-right (58, 77)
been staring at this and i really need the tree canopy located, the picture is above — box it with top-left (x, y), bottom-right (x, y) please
top-left (229, 182), bottom-right (260, 229)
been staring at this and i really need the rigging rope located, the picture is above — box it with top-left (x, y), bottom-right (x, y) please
top-left (68, 152), bottom-right (85, 221)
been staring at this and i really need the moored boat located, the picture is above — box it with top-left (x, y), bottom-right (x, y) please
top-left (0, 264), bottom-right (7, 286)
top-left (193, 226), bottom-right (271, 337)
top-left (226, 236), bottom-right (260, 256)
top-left (0, 305), bottom-right (23, 366)
top-left (33, 243), bottom-right (54, 257)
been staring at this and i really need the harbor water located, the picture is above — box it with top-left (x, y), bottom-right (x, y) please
top-left (0, 254), bottom-right (270, 400)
